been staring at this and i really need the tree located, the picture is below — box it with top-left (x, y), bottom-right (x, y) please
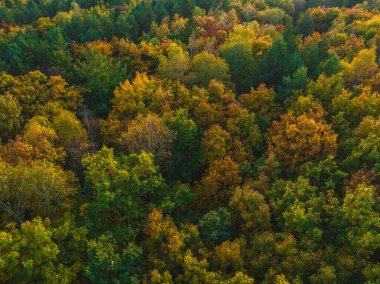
top-left (196, 156), bottom-right (242, 209)
top-left (296, 12), bottom-right (314, 37)
top-left (213, 238), bottom-right (246, 277)
top-left (188, 52), bottom-right (232, 88)
top-left (255, 37), bottom-right (303, 91)
top-left (330, 89), bottom-right (380, 127)
top-left (107, 73), bottom-right (179, 124)
top-left (220, 41), bottom-right (254, 93)
top-left (0, 94), bottom-right (21, 140)
top-left (116, 12), bottom-right (138, 40)
top-left (267, 111), bottom-right (338, 169)
top-left (299, 156), bottom-right (347, 192)
top-left (239, 84), bottom-right (280, 130)
top-left (165, 110), bottom-right (201, 181)
top-left (287, 95), bottom-right (324, 117)
top-left (74, 47), bottom-right (127, 115)
top-left (298, 33), bottom-right (331, 79)
top-left (22, 116), bottom-right (65, 163)
top-left (233, 111), bottom-right (263, 156)
top-left (201, 124), bottom-right (231, 165)
top-left (255, 8), bottom-right (289, 25)
top-left (306, 73), bottom-right (344, 108)
top-left (119, 114), bottom-right (174, 170)
top-left (280, 65), bottom-right (310, 99)
top-left (343, 49), bottom-right (378, 88)
top-left (0, 218), bottom-right (79, 283)
top-left (0, 159), bottom-right (77, 224)
top-left (0, 71), bottom-right (82, 120)
top-left (198, 207), bottom-right (233, 247)
top-left (51, 108), bottom-right (90, 170)
top-left (8, 70), bottom-right (52, 119)
top-left (269, 177), bottom-right (325, 241)
top-left (341, 183), bottom-right (380, 258)
top-left (143, 209), bottom-right (202, 279)
top-left (131, 2), bottom-right (154, 35)
top-left (157, 43), bottom-right (190, 81)
top-left (82, 147), bottom-right (171, 241)
top-left (343, 132), bottom-right (380, 174)
top-left (45, 27), bottom-right (73, 73)
top-left (229, 184), bottom-right (271, 233)
top-left (85, 233), bottom-right (141, 284)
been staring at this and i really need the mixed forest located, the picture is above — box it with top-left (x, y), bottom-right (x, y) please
top-left (0, 0), bottom-right (380, 283)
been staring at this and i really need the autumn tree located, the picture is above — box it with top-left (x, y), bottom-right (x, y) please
top-left (306, 73), bottom-right (344, 108)
top-left (22, 116), bottom-right (66, 163)
top-left (0, 160), bottom-right (77, 224)
top-left (267, 111), bottom-right (338, 169)
top-left (201, 124), bottom-right (231, 165)
top-left (51, 108), bottom-right (90, 170)
top-left (0, 71), bottom-right (82, 121)
top-left (0, 94), bottom-right (21, 140)
top-left (196, 156), bottom-right (242, 210)
top-left (229, 184), bottom-right (271, 233)
top-left (119, 114), bottom-right (174, 170)
top-left (239, 84), bottom-right (280, 130)
top-left (343, 49), bottom-right (378, 88)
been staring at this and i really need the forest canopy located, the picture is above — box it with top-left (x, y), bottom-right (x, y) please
top-left (0, 0), bottom-right (379, 283)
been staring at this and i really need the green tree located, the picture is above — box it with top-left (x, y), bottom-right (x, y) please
top-left (116, 12), bottom-right (139, 40)
top-left (198, 207), bottom-right (232, 247)
top-left (341, 183), bottom-right (380, 258)
top-left (188, 52), bottom-right (232, 88)
top-left (85, 233), bottom-right (141, 284)
top-left (306, 73), bottom-right (344, 108)
top-left (157, 43), bottom-right (190, 81)
top-left (296, 12), bottom-right (314, 37)
top-left (255, 37), bottom-right (303, 99)
top-left (74, 47), bottom-right (127, 115)
top-left (0, 218), bottom-right (79, 283)
top-left (269, 177), bottom-right (325, 241)
top-left (220, 41), bottom-right (254, 93)
top-left (165, 110), bottom-right (201, 181)
top-left (82, 147), bottom-right (173, 241)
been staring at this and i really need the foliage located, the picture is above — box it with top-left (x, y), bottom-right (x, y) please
top-left (0, 0), bottom-right (380, 282)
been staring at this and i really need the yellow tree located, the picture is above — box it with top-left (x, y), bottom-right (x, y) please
top-left (343, 49), bottom-right (378, 88)
top-left (196, 156), bottom-right (242, 209)
top-left (0, 94), bottom-right (21, 140)
top-left (239, 84), bottom-right (280, 130)
top-left (229, 184), bottom-right (271, 233)
top-left (266, 111), bottom-right (337, 169)
top-left (119, 114), bottom-right (174, 169)
top-left (201, 124), bottom-right (231, 165)
top-left (0, 160), bottom-right (77, 223)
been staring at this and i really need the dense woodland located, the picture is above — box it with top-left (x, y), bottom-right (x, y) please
top-left (0, 0), bottom-right (379, 283)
